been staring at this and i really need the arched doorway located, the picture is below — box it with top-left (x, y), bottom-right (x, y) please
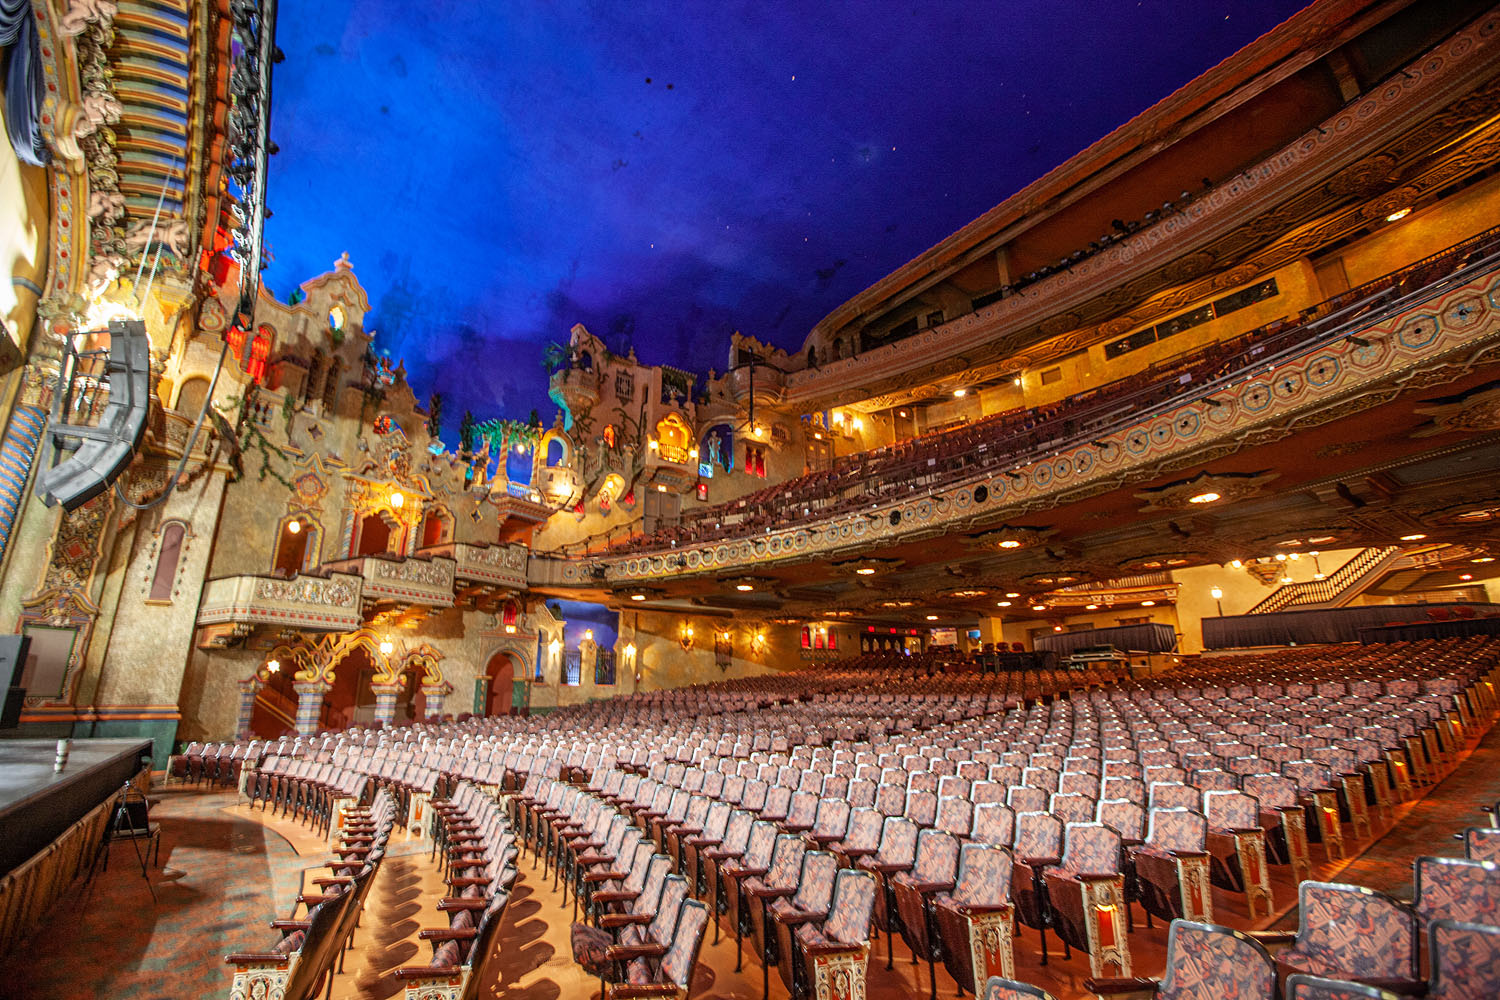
top-left (273, 519), bottom-right (310, 576)
top-left (396, 664), bottom-right (428, 723)
top-left (485, 651), bottom-right (516, 716)
top-left (419, 507), bottom-right (451, 548)
top-left (353, 510), bottom-right (398, 556)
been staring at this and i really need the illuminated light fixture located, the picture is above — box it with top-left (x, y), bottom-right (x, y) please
top-left (504, 624), bottom-right (516, 634)
top-left (1085, 604), bottom-right (1098, 610)
top-left (265, 659), bottom-right (280, 674)
top-left (648, 438), bottom-right (659, 450)
top-left (1187, 492), bottom-right (1220, 504)
top-left (624, 642), bottom-right (637, 658)
top-left (584, 629), bottom-right (594, 641)
top-left (548, 637), bottom-right (562, 656)
top-left (679, 623), bottom-right (694, 650)
top-left (286, 519), bottom-right (302, 534)
top-left (1400, 533), bottom-right (1427, 541)
top-left (736, 583), bottom-right (755, 592)
top-left (656, 484), bottom-right (667, 492)
top-left (1005, 592), bottom-right (1020, 598)
top-left (1281, 575), bottom-right (1294, 584)
top-left (1461, 573), bottom-right (1474, 581)
top-left (689, 447), bottom-right (699, 458)
top-left (1230, 559), bottom-right (1243, 569)
top-left (855, 567), bottom-right (877, 576)
top-left (1288, 552), bottom-right (1300, 561)
top-left (1141, 600), bottom-right (1156, 607)
top-left (631, 593), bottom-right (647, 601)
top-left (851, 417), bottom-right (862, 431)
top-left (389, 491), bottom-right (405, 509)
top-left (1053, 625), bottom-right (1064, 632)
top-left (898, 410), bottom-right (908, 418)
top-left (1314, 573), bottom-right (1325, 580)
top-left (1385, 206), bottom-right (1412, 222)
top-left (1013, 377), bottom-right (1022, 386)
top-left (514, 444), bottom-right (525, 454)
top-left (832, 412), bottom-right (844, 425)
top-left (379, 640), bottom-right (394, 655)
top-left (1474, 557), bottom-right (1496, 563)
top-left (996, 601), bottom-right (1012, 607)
top-left (1275, 553), bottom-right (1287, 562)
top-left (814, 431), bottom-right (822, 439)
top-left (953, 388), bottom-right (967, 398)
top-left (925, 614), bottom-right (939, 621)
top-left (1210, 587), bottom-right (1223, 600)
top-left (1031, 604), bottom-right (1046, 611)
top-left (998, 539), bottom-right (1021, 549)
top-left (751, 631), bottom-right (766, 653)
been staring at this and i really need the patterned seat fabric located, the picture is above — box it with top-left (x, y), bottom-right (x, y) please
top-left (1415, 856), bottom-right (1500, 930)
top-left (935, 844), bottom-right (1015, 992)
top-left (1157, 920), bottom-right (1276, 1000)
top-left (981, 977), bottom-right (1059, 1000)
top-left (1429, 918), bottom-right (1500, 1000)
top-left (893, 829), bottom-right (961, 966)
top-left (1275, 882), bottom-right (1416, 982)
top-left (1465, 827), bottom-right (1500, 863)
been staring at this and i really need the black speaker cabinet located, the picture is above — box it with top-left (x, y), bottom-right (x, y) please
top-left (0, 634), bottom-right (31, 729)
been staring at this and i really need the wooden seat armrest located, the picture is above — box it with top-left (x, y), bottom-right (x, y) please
top-left (419, 927), bottom-right (478, 942)
top-left (954, 902), bottom-right (1013, 917)
top-left (393, 965), bottom-right (463, 980)
top-left (771, 909), bottom-right (825, 927)
top-left (298, 893), bottom-right (338, 906)
top-left (669, 825), bottom-right (702, 836)
top-left (438, 897), bottom-right (490, 911)
top-left (1019, 855), bottom-right (1060, 868)
top-left (610, 985), bottom-right (679, 998)
top-left (686, 836), bottom-right (722, 847)
top-left (1168, 850), bottom-right (1211, 860)
top-left (599, 913), bottom-right (653, 928)
top-left (902, 879), bottom-right (956, 894)
top-left (722, 865), bottom-right (768, 879)
top-left (448, 876), bottom-right (491, 888)
top-left (226, 953), bottom-right (292, 965)
top-left (328, 862), bottom-right (363, 874)
top-left (802, 940), bottom-right (863, 957)
top-left (584, 870), bottom-right (627, 883)
top-left (1247, 930), bottom-right (1296, 946)
top-left (864, 861), bottom-right (913, 874)
top-left (312, 877), bottom-right (353, 887)
top-left (1073, 873), bottom-right (1123, 885)
top-left (1082, 976), bottom-right (1160, 997)
top-left (604, 942), bottom-right (668, 961)
top-left (270, 919), bottom-right (312, 930)
top-left (591, 889), bottom-right (641, 904)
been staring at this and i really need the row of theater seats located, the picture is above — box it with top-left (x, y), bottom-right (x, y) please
top-left (603, 222), bottom-right (1500, 558)
top-left (211, 639), bottom-right (1497, 998)
top-left (224, 789), bottom-right (398, 1000)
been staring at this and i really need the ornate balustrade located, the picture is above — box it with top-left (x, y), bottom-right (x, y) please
top-left (328, 555), bottom-right (457, 607)
top-left (196, 572), bottom-right (364, 631)
top-left (418, 542), bottom-right (528, 590)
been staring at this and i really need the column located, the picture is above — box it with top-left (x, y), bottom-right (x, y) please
top-left (370, 683), bottom-right (401, 728)
top-left (292, 680), bottom-right (331, 736)
top-left (235, 677), bottom-right (264, 740)
top-left (420, 683), bottom-right (449, 720)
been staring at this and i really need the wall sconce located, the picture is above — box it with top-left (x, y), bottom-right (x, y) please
top-left (286, 519), bottom-right (301, 535)
top-left (647, 438), bottom-right (659, 451)
top-left (548, 637), bottom-right (562, 664)
top-left (379, 640), bottom-right (394, 655)
top-left (265, 659), bottom-right (280, 674)
top-left (584, 628), bottom-right (594, 641)
top-left (751, 631), bottom-right (766, 654)
top-left (679, 623), bottom-right (694, 650)
top-left (504, 624), bottom-right (516, 634)
top-left (390, 490), bottom-right (405, 509)
top-left (1210, 587), bottom-right (1223, 616)
top-left (623, 642), bottom-right (636, 661)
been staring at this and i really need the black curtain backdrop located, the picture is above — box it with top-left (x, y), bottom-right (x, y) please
top-left (1034, 622), bottom-right (1177, 656)
top-left (1202, 603), bottom-right (1495, 648)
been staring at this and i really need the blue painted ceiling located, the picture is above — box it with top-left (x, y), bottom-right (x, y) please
top-left (263, 1), bottom-right (1309, 430)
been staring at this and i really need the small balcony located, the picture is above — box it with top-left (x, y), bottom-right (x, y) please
top-left (319, 554), bottom-right (457, 608)
top-left (727, 363), bottom-right (785, 407)
top-left (548, 367), bottom-right (601, 416)
top-left (196, 571), bottom-right (364, 632)
top-left (418, 542), bottom-right (529, 590)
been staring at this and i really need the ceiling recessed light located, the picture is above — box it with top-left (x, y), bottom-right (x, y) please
top-left (630, 593), bottom-right (646, 601)
top-left (998, 539), bottom-right (1021, 549)
top-left (1400, 533), bottom-right (1426, 541)
top-left (1474, 557), bottom-right (1496, 564)
top-left (1031, 604), bottom-right (1046, 611)
top-left (1230, 559), bottom-right (1243, 569)
top-left (1461, 573), bottom-right (1474, 581)
top-left (996, 601), bottom-right (1012, 607)
top-left (1281, 575), bottom-right (1294, 584)
top-left (1005, 592), bottom-right (1020, 598)
top-left (1140, 600), bottom-right (1156, 606)
top-left (1386, 207), bottom-right (1412, 222)
top-left (925, 614), bottom-right (939, 621)
top-left (855, 567), bottom-right (877, 575)
top-left (953, 388), bottom-right (967, 398)
top-left (735, 583), bottom-right (754, 592)
top-left (1085, 604), bottom-right (1098, 610)
top-left (1275, 554), bottom-right (1287, 562)
top-left (1053, 625), bottom-right (1064, 631)
top-left (1188, 492), bottom-right (1220, 504)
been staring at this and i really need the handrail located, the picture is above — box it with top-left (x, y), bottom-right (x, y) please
top-left (577, 221), bottom-right (1500, 561)
top-left (1249, 546), bottom-right (1400, 614)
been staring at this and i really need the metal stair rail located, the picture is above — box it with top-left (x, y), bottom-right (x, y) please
top-left (1248, 546), bottom-right (1401, 614)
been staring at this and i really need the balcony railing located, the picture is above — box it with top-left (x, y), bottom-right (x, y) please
top-left (318, 554), bottom-right (457, 607)
top-left (196, 571), bottom-right (364, 631)
top-left (418, 542), bottom-right (528, 589)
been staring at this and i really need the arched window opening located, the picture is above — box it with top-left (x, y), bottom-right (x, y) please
top-left (485, 651), bottom-right (515, 716)
top-left (806, 346), bottom-right (817, 369)
top-left (274, 517), bottom-right (311, 576)
top-left (303, 352), bottom-right (326, 405)
top-left (353, 510), bottom-right (397, 557)
top-left (247, 328), bottom-right (272, 384)
top-left (578, 351), bottom-right (593, 371)
top-left (419, 508), bottom-right (450, 548)
top-left (149, 522), bottom-right (186, 601)
top-left (545, 438), bottom-right (567, 468)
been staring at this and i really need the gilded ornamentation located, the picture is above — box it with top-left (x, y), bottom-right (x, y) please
top-left (1324, 153), bottom-right (1399, 197)
top-left (967, 908), bottom-right (1016, 987)
top-left (253, 578), bottom-right (357, 607)
top-left (374, 558), bottom-right (452, 587)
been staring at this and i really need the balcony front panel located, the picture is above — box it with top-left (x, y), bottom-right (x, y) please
top-left (357, 555), bottom-right (457, 607)
top-left (196, 572), bottom-right (364, 631)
